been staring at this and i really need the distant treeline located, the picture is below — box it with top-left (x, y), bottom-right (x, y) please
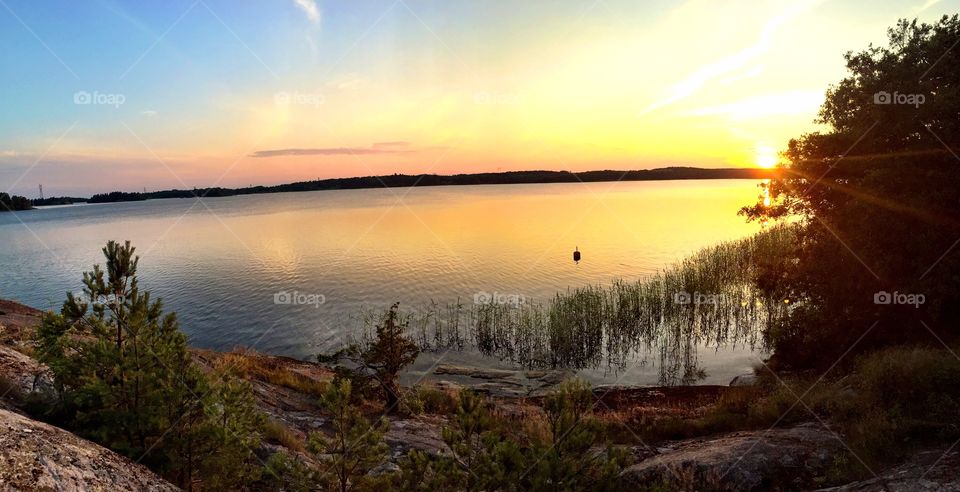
top-left (87, 191), bottom-right (149, 203)
top-left (0, 192), bottom-right (32, 211)
top-left (33, 196), bottom-right (88, 206)
top-left (87, 167), bottom-right (780, 204)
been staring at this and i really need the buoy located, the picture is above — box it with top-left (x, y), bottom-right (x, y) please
top-left (573, 246), bottom-right (581, 262)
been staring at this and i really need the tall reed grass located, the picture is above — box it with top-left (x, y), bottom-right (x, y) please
top-left (344, 224), bottom-right (798, 384)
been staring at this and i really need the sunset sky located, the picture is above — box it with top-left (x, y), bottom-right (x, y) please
top-left (1, 0), bottom-right (957, 196)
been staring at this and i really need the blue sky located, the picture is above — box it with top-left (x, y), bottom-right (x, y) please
top-left (1, 0), bottom-right (958, 196)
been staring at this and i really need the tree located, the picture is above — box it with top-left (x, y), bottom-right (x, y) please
top-left (35, 240), bottom-right (264, 489)
top-left (426, 390), bottom-right (525, 491)
top-left (308, 379), bottom-right (391, 492)
top-left (531, 379), bottom-right (624, 491)
top-left (259, 450), bottom-right (316, 492)
top-left (0, 192), bottom-right (32, 211)
top-left (198, 372), bottom-right (267, 489)
top-left (742, 16), bottom-right (960, 369)
top-left (320, 303), bottom-right (419, 413)
top-left (398, 381), bottom-right (623, 492)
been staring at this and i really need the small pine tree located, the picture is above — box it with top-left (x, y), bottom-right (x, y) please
top-left (35, 240), bottom-right (265, 490)
top-left (443, 390), bottom-right (491, 473)
top-left (531, 378), bottom-right (624, 491)
top-left (260, 450), bottom-right (315, 491)
top-left (399, 381), bottom-right (625, 492)
top-left (319, 303), bottom-right (419, 413)
top-left (198, 374), bottom-right (266, 489)
top-left (413, 390), bottom-right (525, 491)
top-left (364, 303), bottom-right (419, 412)
top-left (309, 379), bottom-right (391, 492)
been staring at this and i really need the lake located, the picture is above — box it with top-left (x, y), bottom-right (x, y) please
top-left (0, 179), bottom-right (767, 386)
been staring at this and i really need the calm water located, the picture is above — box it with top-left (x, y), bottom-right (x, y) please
top-left (0, 180), bottom-right (766, 386)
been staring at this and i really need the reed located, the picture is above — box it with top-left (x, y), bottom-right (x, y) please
top-left (345, 224), bottom-right (798, 384)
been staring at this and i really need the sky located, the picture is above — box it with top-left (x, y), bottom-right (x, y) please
top-left (1, 0), bottom-right (957, 196)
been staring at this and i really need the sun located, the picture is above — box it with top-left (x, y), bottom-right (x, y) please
top-left (755, 145), bottom-right (778, 168)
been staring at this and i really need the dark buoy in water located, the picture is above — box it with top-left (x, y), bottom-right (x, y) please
top-left (573, 246), bottom-right (581, 263)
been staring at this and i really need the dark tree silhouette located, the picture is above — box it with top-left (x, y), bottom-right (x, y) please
top-left (0, 192), bottom-right (33, 211)
top-left (742, 16), bottom-right (960, 369)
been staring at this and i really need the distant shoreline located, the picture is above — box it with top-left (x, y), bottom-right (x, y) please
top-left (32, 167), bottom-right (779, 206)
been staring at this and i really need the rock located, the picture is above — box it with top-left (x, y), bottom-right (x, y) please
top-left (730, 373), bottom-right (758, 386)
top-left (0, 300), bottom-right (43, 352)
top-left (819, 447), bottom-right (960, 491)
top-left (385, 416), bottom-right (450, 458)
top-left (431, 364), bottom-right (572, 397)
top-left (0, 408), bottom-right (178, 491)
top-left (433, 364), bottom-right (516, 379)
top-left (430, 380), bottom-right (463, 392)
top-left (370, 461), bottom-right (401, 476)
top-left (620, 423), bottom-right (843, 490)
top-left (0, 345), bottom-right (56, 404)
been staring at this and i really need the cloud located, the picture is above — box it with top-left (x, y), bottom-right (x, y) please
top-left (293, 0), bottom-right (321, 24)
top-left (683, 90), bottom-right (824, 120)
top-left (642, 0), bottom-right (824, 115)
top-left (911, 0), bottom-right (943, 15)
top-left (250, 143), bottom-right (418, 158)
top-left (719, 66), bottom-right (763, 86)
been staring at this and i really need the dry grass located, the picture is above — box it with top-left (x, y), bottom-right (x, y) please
top-left (409, 385), bottom-right (460, 415)
top-left (264, 418), bottom-right (306, 452)
top-left (216, 350), bottom-right (329, 398)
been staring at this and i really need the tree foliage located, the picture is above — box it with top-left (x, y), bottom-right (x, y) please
top-left (742, 16), bottom-right (960, 369)
top-left (308, 379), bottom-right (391, 492)
top-left (319, 303), bottom-right (419, 413)
top-left (0, 192), bottom-right (33, 211)
top-left (35, 240), bottom-right (264, 490)
top-left (396, 380), bottom-right (624, 492)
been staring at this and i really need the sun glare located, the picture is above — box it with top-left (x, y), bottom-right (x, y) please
top-left (755, 145), bottom-right (778, 168)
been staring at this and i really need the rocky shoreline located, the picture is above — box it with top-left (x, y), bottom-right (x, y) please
top-left (2, 299), bottom-right (957, 490)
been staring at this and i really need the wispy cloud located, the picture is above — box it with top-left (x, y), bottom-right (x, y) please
top-left (911, 0), bottom-right (943, 15)
top-left (250, 142), bottom-right (418, 158)
top-left (293, 0), bottom-right (321, 24)
top-left (719, 66), bottom-right (763, 86)
top-left (684, 90), bottom-right (824, 120)
top-left (642, 0), bottom-right (824, 115)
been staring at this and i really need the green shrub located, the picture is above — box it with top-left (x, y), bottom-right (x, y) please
top-left (258, 451), bottom-right (315, 492)
top-left (854, 346), bottom-right (960, 425)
